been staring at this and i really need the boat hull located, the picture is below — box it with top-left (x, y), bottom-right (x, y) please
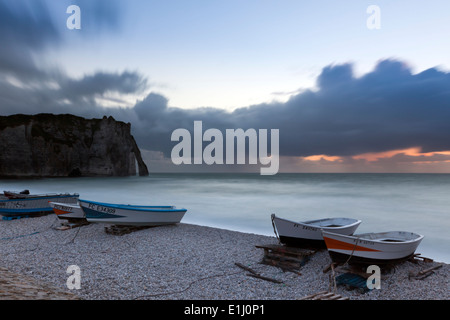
top-left (0, 194), bottom-right (79, 217)
top-left (79, 199), bottom-right (187, 226)
top-left (322, 230), bottom-right (424, 265)
top-left (271, 214), bottom-right (361, 248)
top-left (49, 202), bottom-right (86, 220)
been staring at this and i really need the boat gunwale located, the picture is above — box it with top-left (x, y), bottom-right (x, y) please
top-left (322, 230), bottom-right (424, 245)
top-left (272, 214), bottom-right (362, 230)
top-left (79, 199), bottom-right (187, 213)
top-left (0, 194), bottom-right (79, 202)
top-left (49, 202), bottom-right (81, 208)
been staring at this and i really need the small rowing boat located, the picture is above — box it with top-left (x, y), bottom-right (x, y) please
top-left (2, 190), bottom-right (31, 199)
top-left (79, 199), bottom-right (187, 226)
top-left (49, 202), bottom-right (86, 221)
top-left (0, 191), bottom-right (79, 218)
top-left (322, 230), bottom-right (424, 265)
top-left (271, 214), bottom-right (361, 247)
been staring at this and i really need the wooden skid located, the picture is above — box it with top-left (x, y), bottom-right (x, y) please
top-left (256, 244), bottom-right (315, 272)
top-left (56, 220), bottom-right (89, 231)
top-left (299, 291), bottom-right (349, 300)
top-left (410, 253), bottom-right (434, 263)
top-left (234, 263), bottom-right (283, 284)
top-left (104, 225), bottom-right (152, 236)
top-left (408, 264), bottom-right (443, 280)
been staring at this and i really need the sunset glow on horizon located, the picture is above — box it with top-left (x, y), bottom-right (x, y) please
top-left (353, 148), bottom-right (450, 162)
top-left (280, 147), bottom-right (450, 173)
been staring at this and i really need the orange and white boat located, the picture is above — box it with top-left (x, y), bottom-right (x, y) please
top-left (49, 201), bottom-right (86, 221)
top-left (322, 230), bottom-right (424, 265)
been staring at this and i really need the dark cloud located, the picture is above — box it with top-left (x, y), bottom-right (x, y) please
top-left (0, 0), bottom-right (123, 80)
top-left (125, 59), bottom-right (450, 160)
top-left (0, 1), bottom-right (59, 50)
top-left (0, 0), bottom-right (144, 116)
top-left (317, 63), bottom-right (354, 90)
top-left (2, 57), bottom-right (450, 162)
top-left (1, 2), bottom-right (450, 165)
top-left (0, 0), bottom-right (59, 79)
top-left (59, 71), bottom-right (148, 102)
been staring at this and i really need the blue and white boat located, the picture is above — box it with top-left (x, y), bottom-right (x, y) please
top-left (0, 191), bottom-right (79, 218)
top-left (79, 199), bottom-right (187, 226)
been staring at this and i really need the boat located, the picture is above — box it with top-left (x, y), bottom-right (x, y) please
top-left (271, 214), bottom-right (361, 247)
top-left (322, 230), bottom-right (424, 265)
top-left (3, 190), bottom-right (30, 199)
top-left (49, 201), bottom-right (86, 221)
top-left (0, 192), bottom-right (79, 218)
top-left (79, 199), bottom-right (187, 226)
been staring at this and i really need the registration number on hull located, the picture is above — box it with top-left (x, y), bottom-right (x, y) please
top-left (88, 203), bottom-right (116, 215)
top-left (293, 224), bottom-right (318, 232)
top-left (54, 204), bottom-right (72, 211)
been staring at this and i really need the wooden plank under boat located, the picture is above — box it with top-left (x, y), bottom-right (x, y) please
top-left (322, 230), bottom-right (424, 265)
top-left (271, 214), bottom-right (361, 248)
top-left (0, 192), bottom-right (79, 217)
top-left (79, 199), bottom-right (187, 226)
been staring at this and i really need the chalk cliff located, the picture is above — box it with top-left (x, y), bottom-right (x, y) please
top-left (0, 114), bottom-right (149, 178)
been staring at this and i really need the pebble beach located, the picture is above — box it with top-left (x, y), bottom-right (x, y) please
top-left (0, 215), bottom-right (448, 301)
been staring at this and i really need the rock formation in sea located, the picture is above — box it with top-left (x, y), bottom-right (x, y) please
top-left (0, 113), bottom-right (149, 178)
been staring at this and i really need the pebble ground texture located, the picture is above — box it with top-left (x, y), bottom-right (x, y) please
top-left (0, 215), bottom-right (448, 300)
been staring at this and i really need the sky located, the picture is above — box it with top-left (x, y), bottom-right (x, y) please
top-left (1, 0), bottom-right (450, 173)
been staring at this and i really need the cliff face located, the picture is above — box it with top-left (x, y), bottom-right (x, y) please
top-left (0, 114), bottom-right (149, 178)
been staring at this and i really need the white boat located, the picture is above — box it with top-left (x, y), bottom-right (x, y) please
top-left (79, 199), bottom-right (187, 226)
top-left (271, 214), bottom-right (361, 247)
top-left (49, 202), bottom-right (86, 221)
top-left (0, 192), bottom-right (79, 218)
top-left (322, 230), bottom-right (424, 265)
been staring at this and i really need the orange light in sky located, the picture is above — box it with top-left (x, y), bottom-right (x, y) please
top-left (352, 147), bottom-right (450, 162)
top-left (303, 155), bottom-right (343, 162)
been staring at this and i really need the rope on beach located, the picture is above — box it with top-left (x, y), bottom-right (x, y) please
top-left (0, 231), bottom-right (40, 241)
top-left (66, 221), bottom-right (83, 244)
top-left (133, 270), bottom-right (245, 299)
top-left (132, 263), bottom-right (270, 300)
top-left (0, 215), bottom-right (60, 241)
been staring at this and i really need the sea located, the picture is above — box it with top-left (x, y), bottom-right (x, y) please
top-left (1, 173), bottom-right (449, 263)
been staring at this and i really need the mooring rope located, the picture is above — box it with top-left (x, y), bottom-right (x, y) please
top-left (0, 215), bottom-right (60, 241)
top-left (343, 235), bottom-right (361, 266)
top-left (0, 231), bottom-right (41, 241)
